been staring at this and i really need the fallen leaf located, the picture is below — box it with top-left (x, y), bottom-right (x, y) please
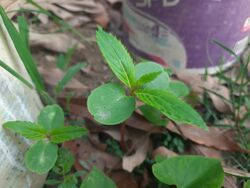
top-left (38, 67), bottom-right (87, 91)
top-left (176, 72), bottom-right (232, 113)
top-left (190, 144), bottom-right (222, 159)
top-left (122, 137), bottom-right (151, 172)
top-left (110, 171), bottom-right (139, 188)
top-left (64, 138), bottom-right (121, 171)
top-left (223, 166), bottom-right (250, 178)
top-left (152, 146), bottom-right (177, 159)
top-left (30, 32), bottom-right (84, 53)
top-left (224, 176), bottom-right (238, 188)
top-left (167, 122), bottom-right (249, 153)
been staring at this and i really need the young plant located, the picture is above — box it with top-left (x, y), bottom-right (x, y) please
top-left (87, 27), bottom-right (207, 130)
top-left (3, 104), bottom-right (87, 174)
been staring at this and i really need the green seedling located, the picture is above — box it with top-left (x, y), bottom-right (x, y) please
top-left (3, 104), bottom-right (87, 174)
top-left (87, 27), bottom-right (207, 130)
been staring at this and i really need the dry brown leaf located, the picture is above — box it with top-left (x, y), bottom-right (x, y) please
top-left (38, 67), bottom-right (87, 91)
top-left (122, 137), bottom-right (150, 172)
top-left (110, 171), bottom-right (139, 188)
top-left (223, 166), bottom-right (250, 178)
top-left (176, 72), bottom-right (232, 113)
top-left (64, 138), bottom-right (121, 171)
top-left (224, 176), bottom-right (238, 188)
top-left (1, 0), bottom-right (26, 17)
top-left (152, 146), bottom-right (177, 159)
top-left (16, 0), bottom-right (109, 27)
top-left (30, 32), bottom-right (84, 52)
top-left (167, 122), bottom-right (249, 153)
top-left (191, 144), bottom-right (222, 159)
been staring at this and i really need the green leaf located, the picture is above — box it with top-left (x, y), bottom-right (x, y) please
top-left (244, 180), bottom-right (250, 188)
top-left (59, 176), bottom-right (77, 188)
top-left (152, 156), bottom-right (224, 188)
top-left (57, 46), bottom-right (76, 70)
top-left (135, 89), bottom-right (207, 130)
top-left (135, 62), bottom-right (169, 90)
top-left (139, 105), bottom-right (168, 126)
top-left (96, 27), bottom-right (135, 88)
top-left (17, 16), bottom-right (29, 48)
top-left (87, 83), bottom-right (135, 125)
top-left (53, 148), bottom-right (75, 175)
top-left (80, 167), bottom-right (117, 188)
top-left (0, 7), bottom-right (45, 92)
top-left (0, 60), bottom-right (34, 89)
top-left (56, 63), bottom-right (86, 94)
top-left (3, 121), bottom-right (47, 140)
top-left (50, 126), bottom-right (87, 143)
top-left (45, 179), bottom-right (61, 185)
top-left (168, 81), bottom-right (190, 97)
top-left (136, 71), bottom-right (162, 86)
top-left (37, 105), bottom-right (64, 131)
top-left (25, 141), bottom-right (58, 174)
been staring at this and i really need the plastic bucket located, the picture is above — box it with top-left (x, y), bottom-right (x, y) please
top-left (123, 0), bottom-right (250, 74)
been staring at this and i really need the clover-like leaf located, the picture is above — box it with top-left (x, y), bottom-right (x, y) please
top-left (3, 121), bottom-right (47, 140)
top-left (168, 81), bottom-right (190, 97)
top-left (80, 167), bottom-right (116, 188)
top-left (25, 140), bottom-right (58, 174)
top-left (135, 89), bottom-right (207, 130)
top-left (37, 104), bottom-right (64, 131)
top-left (153, 156), bottom-right (224, 188)
top-left (135, 61), bottom-right (169, 89)
top-left (96, 27), bottom-right (135, 88)
top-left (87, 83), bottom-right (135, 125)
top-left (50, 126), bottom-right (87, 143)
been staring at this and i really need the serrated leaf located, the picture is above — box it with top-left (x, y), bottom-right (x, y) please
top-left (37, 105), bottom-right (64, 131)
top-left (56, 63), bottom-right (86, 94)
top-left (139, 105), bottom-right (168, 126)
top-left (135, 89), bottom-right (207, 130)
top-left (80, 167), bottom-right (117, 188)
top-left (136, 71), bottom-right (162, 86)
top-left (152, 156), bottom-right (224, 188)
top-left (3, 121), bottom-right (47, 140)
top-left (50, 126), bottom-right (87, 143)
top-left (25, 140), bottom-right (58, 174)
top-left (135, 62), bottom-right (169, 89)
top-left (96, 27), bottom-right (135, 88)
top-left (168, 81), bottom-right (190, 97)
top-left (0, 7), bottom-right (45, 92)
top-left (53, 148), bottom-right (75, 175)
top-left (87, 83), bottom-right (135, 125)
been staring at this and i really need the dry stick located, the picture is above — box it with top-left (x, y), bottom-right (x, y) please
top-left (120, 121), bottom-right (127, 151)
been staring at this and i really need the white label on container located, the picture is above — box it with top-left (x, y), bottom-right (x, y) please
top-left (123, 2), bottom-right (187, 69)
top-left (242, 17), bottom-right (250, 32)
top-left (135, 0), bottom-right (180, 7)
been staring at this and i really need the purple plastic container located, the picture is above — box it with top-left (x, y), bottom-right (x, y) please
top-left (123, 0), bottom-right (250, 73)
